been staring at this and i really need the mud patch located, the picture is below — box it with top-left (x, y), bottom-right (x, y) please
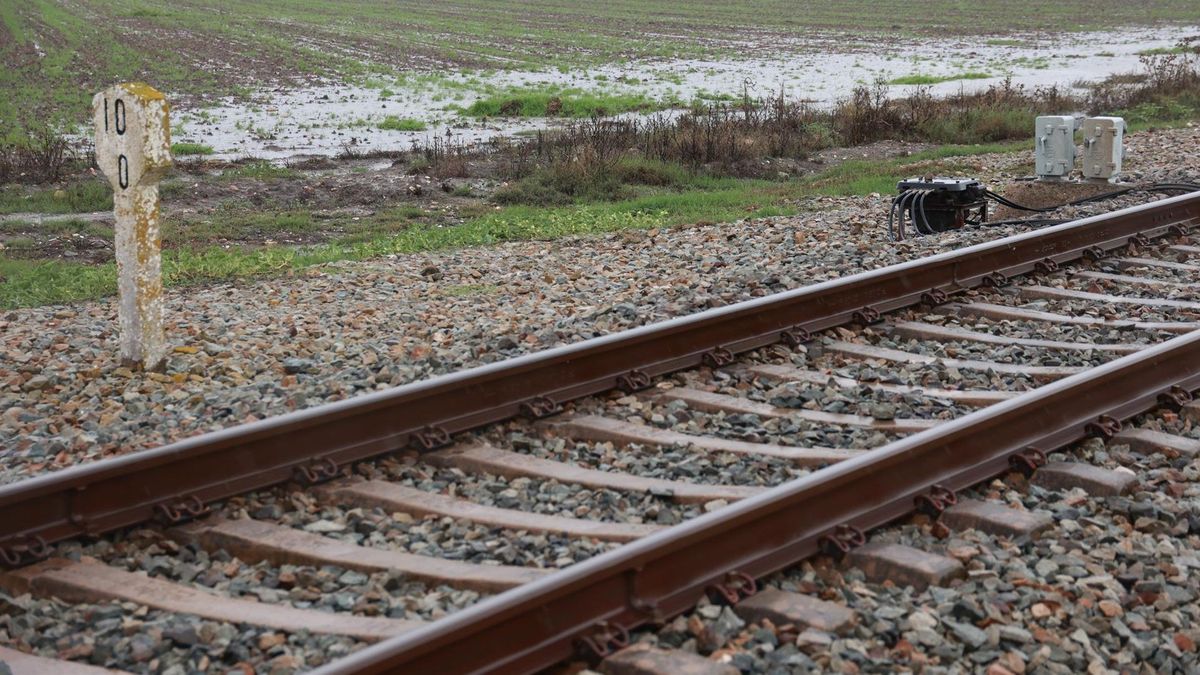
top-left (991, 180), bottom-right (1127, 219)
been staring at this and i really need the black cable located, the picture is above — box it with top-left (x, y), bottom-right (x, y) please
top-left (983, 181), bottom-right (1199, 214)
top-left (916, 189), bottom-right (936, 234)
top-left (892, 190), bottom-right (919, 241)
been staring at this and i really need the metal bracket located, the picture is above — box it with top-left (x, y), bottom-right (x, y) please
top-left (577, 621), bottom-right (630, 659)
top-left (1034, 258), bottom-right (1059, 274)
top-left (1127, 233), bottom-right (1151, 248)
top-left (1168, 224), bottom-right (1190, 238)
top-left (1082, 245), bottom-right (1107, 261)
top-left (852, 306), bottom-right (882, 325)
top-left (1086, 415), bottom-right (1123, 440)
top-left (1158, 385), bottom-right (1195, 410)
top-left (817, 524), bottom-right (866, 561)
top-left (616, 369), bottom-right (651, 394)
top-left (410, 426), bottom-right (452, 451)
top-left (293, 457), bottom-right (339, 486)
top-left (1008, 447), bottom-right (1047, 477)
top-left (154, 495), bottom-right (210, 526)
top-left (920, 288), bottom-right (949, 307)
top-left (982, 271), bottom-right (1009, 288)
top-left (780, 327), bottom-right (812, 348)
top-left (0, 535), bottom-right (50, 568)
top-left (913, 484), bottom-right (957, 518)
top-left (705, 570), bottom-right (757, 605)
top-left (702, 347), bottom-right (735, 368)
top-left (519, 396), bottom-right (560, 419)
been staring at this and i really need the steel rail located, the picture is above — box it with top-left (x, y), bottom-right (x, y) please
top-left (0, 192), bottom-right (1197, 556)
top-left (320, 329), bottom-right (1200, 675)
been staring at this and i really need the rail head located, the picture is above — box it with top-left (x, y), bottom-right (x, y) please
top-left (0, 191), bottom-right (1197, 561)
top-left (314, 327), bottom-right (1200, 675)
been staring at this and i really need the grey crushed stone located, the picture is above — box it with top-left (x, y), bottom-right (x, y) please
top-left (627, 422), bottom-right (1200, 674)
top-left (3, 128), bottom-right (1197, 484)
top-left (0, 590), bottom-right (361, 673)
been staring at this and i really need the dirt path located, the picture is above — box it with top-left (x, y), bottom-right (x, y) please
top-left (0, 212), bottom-right (111, 224)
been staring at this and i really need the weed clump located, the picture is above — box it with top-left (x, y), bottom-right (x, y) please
top-left (0, 127), bottom-right (78, 184)
top-left (379, 116), bottom-right (427, 131)
top-left (171, 142), bottom-right (215, 156)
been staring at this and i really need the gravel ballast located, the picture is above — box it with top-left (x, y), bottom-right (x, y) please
top-left (3, 127), bottom-right (1197, 484)
top-left (618, 417), bottom-right (1200, 674)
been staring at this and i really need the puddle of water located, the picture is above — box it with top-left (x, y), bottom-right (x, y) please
top-left (170, 26), bottom-right (1197, 161)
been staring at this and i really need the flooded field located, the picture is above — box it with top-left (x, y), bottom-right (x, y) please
top-left (173, 26), bottom-right (1198, 160)
top-left (2, 0), bottom-right (1199, 310)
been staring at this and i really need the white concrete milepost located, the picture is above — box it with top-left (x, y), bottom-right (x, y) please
top-left (92, 83), bottom-right (173, 371)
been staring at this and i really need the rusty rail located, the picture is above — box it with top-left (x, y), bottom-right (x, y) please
top-left (319, 328), bottom-right (1200, 675)
top-left (0, 192), bottom-right (1197, 560)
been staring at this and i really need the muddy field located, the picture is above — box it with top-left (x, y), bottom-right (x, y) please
top-left (2, 1), bottom-right (1198, 157)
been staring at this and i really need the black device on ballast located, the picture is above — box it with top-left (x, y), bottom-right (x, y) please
top-left (886, 177), bottom-right (1200, 241)
top-left (889, 177), bottom-right (988, 240)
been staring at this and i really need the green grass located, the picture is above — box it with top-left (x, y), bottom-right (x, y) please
top-left (0, 181), bottom-right (112, 214)
top-left (455, 87), bottom-right (659, 117)
top-left (4, 0), bottom-right (1200, 138)
top-left (171, 142), bottom-right (215, 156)
top-left (220, 161), bottom-right (300, 180)
top-left (1137, 45), bottom-right (1195, 56)
top-left (1118, 93), bottom-right (1200, 129)
top-left (379, 116), bottom-right (427, 131)
top-left (888, 72), bottom-right (992, 85)
top-left (0, 141), bottom-right (1032, 308)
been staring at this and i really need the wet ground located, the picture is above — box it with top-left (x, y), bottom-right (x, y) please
top-left (168, 26), bottom-right (1198, 160)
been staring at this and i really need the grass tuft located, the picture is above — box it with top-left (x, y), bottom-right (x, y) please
top-left (888, 72), bottom-right (992, 85)
top-left (171, 142), bottom-right (215, 156)
top-left (0, 181), bottom-right (111, 214)
top-left (379, 116), bottom-right (427, 131)
top-left (458, 88), bottom-right (658, 118)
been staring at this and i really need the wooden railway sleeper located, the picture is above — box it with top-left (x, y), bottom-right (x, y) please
top-left (817, 524), bottom-right (866, 562)
top-left (0, 534), bottom-right (49, 568)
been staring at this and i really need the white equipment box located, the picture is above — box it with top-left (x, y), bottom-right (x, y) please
top-left (1034, 115), bottom-right (1077, 180)
top-left (1081, 116), bottom-right (1125, 182)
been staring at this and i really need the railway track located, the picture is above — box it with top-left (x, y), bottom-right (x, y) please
top-left (1, 192), bottom-right (1199, 674)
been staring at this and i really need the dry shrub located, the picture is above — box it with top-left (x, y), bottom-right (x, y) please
top-left (0, 126), bottom-right (74, 184)
top-left (1088, 43), bottom-right (1200, 114)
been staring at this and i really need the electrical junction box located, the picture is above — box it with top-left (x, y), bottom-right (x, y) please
top-left (1035, 115), bottom-right (1077, 180)
top-left (1081, 116), bottom-right (1125, 182)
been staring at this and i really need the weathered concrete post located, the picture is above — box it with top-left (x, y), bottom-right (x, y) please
top-left (92, 83), bottom-right (173, 371)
